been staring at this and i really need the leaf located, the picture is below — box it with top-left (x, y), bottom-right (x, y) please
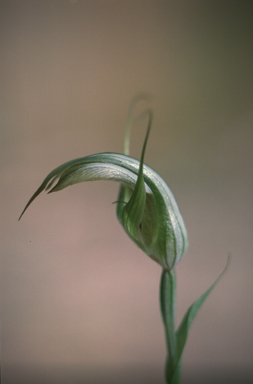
top-left (173, 256), bottom-right (230, 373)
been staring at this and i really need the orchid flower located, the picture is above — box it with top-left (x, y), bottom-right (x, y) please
top-left (19, 98), bottom-right (228, 384)
top-left (19, 109), bottom-right (188, 270)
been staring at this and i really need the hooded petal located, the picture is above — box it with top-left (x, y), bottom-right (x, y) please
top-left (19, 102), bottom-right (188, 270)
top-left (19, 150), bottom-right (188, 270)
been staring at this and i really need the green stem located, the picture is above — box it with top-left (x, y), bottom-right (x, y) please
top-left (160, 268), bottom-right (180, 384)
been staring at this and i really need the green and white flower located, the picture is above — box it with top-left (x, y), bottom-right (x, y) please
top-left (19, 98), bottom-right (228, 384)
top-left (19, 109), bottom-right (188, 271)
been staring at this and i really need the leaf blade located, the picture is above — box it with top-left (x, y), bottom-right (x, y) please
top-left (174, 256), bottom-right (230, 371)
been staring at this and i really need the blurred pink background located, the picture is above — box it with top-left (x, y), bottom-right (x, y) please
top-left (2, 1), bottom-right (253, 383)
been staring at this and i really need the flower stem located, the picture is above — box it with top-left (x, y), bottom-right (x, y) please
top-left (160, 268), bottom-right (180, 384)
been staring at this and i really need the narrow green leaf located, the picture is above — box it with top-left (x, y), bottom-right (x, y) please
top-left (174, 256), bottom-right (230, 372)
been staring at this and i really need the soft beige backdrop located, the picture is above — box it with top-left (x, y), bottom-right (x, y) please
top-left (2, 1), bottom-right (253, 383)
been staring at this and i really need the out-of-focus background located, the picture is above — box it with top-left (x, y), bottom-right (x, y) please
top-left (2, 1), bottom-right (253, 383)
